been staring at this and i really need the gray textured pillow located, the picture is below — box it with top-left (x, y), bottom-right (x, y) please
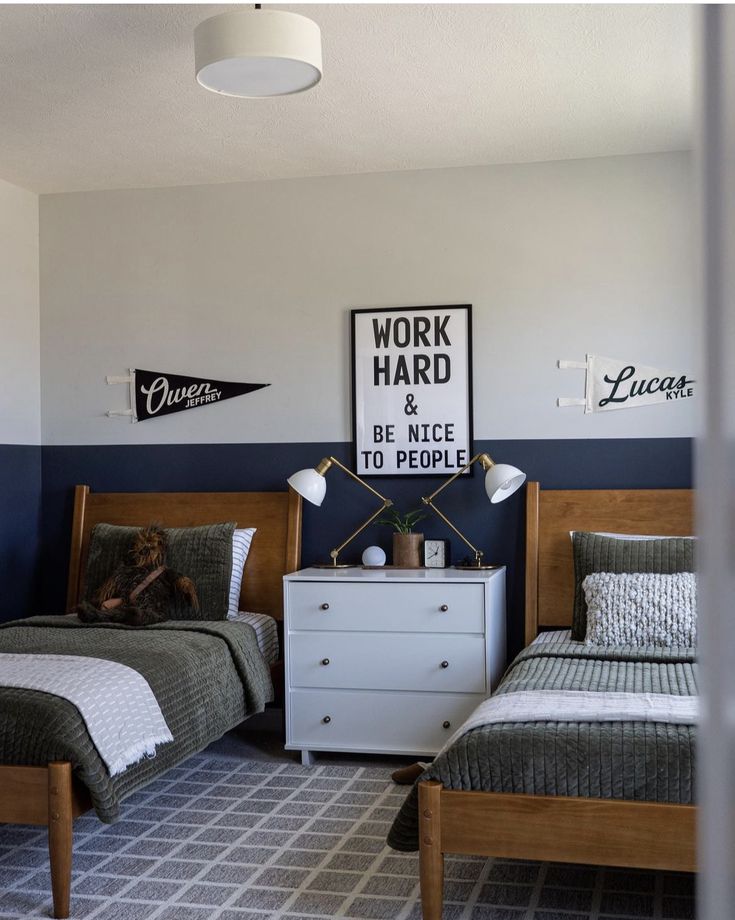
top-left (84, 522), bottom-right (236, 621)
top-left (571, 532), bottom-right (695, 640)
top-left (583, 572), bottom-right (697, 647)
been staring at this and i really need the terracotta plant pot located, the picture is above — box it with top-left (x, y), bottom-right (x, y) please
top-left (392, 533), bottom-right (424, 568)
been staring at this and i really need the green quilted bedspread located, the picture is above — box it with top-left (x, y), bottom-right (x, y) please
top-left (387, 638), bottom-right (697, 852)
top-left (0, 616), bottom-right (274, 822)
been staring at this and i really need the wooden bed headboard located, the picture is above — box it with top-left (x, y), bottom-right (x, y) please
top-left (66, 486), bottom-right (302, 619)
top-left (524, 481), bottom-right (694, 646)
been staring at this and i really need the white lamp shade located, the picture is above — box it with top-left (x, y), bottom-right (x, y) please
top-left (484, 463), bottom-right (526, 504)
top-left (287, 467), bottom-right (327, 507)
top-left (195, 9), bottom-right (322, 98)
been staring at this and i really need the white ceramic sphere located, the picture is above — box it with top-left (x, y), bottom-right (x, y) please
top-left (362, 545), bottom-right (387, 567)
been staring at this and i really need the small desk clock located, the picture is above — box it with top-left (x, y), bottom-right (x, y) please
top-left (423, 539), bottom-right (450, 568)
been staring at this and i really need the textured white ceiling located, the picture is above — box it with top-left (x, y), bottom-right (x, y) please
top-left (0, 4), bottom-right (693, 193)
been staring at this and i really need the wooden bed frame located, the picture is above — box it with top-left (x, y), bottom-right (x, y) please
top-left (419, 481), bottom-right (696, 920)
top-left (0, 484), bottom-right (302, 919)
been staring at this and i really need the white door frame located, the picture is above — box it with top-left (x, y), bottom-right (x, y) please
top-left (697, 6), bottom-right (735, 916)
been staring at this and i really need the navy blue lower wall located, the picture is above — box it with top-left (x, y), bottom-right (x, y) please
top-left (39, 438), bottom-right (692, 655)
top-left (0, 445), bottom-right (42, 621)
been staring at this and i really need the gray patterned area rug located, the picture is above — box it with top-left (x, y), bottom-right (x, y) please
top-left (0, 755), bottom-right (695, 920)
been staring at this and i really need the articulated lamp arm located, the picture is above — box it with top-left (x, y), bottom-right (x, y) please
top-left (288, 456), bottom-right (395, 567)
top-left (319, 457), bottom-right (393, 566)
top-left (421, 453), bottom-right (495, 566)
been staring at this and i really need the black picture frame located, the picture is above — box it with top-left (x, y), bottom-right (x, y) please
top-left (350, 304), bottom-right (474, 478)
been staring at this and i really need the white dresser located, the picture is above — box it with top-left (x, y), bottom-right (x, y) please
top-left (283, 567), bottom-right (506, 765)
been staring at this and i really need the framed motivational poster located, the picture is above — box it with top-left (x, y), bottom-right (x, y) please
top-left (351, 304), bottom-right (473, 477)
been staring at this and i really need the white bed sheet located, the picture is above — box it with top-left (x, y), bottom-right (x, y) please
top-left (531, 629), bottom-right (574, 646)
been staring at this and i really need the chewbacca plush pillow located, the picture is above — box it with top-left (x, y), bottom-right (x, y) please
top-left (75, 526), bottom-right (199, 626)
top-left (83, 521), bottom-right (236, 621)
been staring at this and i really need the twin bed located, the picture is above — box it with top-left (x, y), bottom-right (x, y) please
top-left (388, 482), bottom-right (696, 919)
top-left (0, 482), bottom-right (696, 920)
top-left (0, 485), bottom-right (302, 919)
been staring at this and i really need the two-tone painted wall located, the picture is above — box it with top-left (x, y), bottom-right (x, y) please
top-left (0, 177), bottom-right (41, 617)
top-left (33, 151), bottom-right (697, 652)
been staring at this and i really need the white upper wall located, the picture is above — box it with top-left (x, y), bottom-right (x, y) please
top-left (0, 178), bottom-right (40, 445)
top-left (39, 151), bottom-right (698, 445)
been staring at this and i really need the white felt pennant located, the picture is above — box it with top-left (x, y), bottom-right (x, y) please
top-left (557, 355), bottom-right (695, 413)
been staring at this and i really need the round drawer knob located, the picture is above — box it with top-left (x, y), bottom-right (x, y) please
top-left (439, 604), bottom-right (449, 612)
top-left (322, 715), bottom-right (332, 724)
top-left (442, 720), bottom-right (451, 729)
top-left (321, 658), bottom-right (330, 666)
top-left (440, 660), bottom-right (449, 669)
top-left (320, 603), bottom-right (330, 611)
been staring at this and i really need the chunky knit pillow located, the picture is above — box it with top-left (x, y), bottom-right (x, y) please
top-left (583, 572), bottom-right (697, 647)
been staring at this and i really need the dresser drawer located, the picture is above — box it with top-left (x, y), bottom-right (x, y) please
top-left (288, 688), bottom-right (482, 756)
top-left (289, 632), bottom-right (485, 693)
top-left (287, 582), bottom-right (484, 633)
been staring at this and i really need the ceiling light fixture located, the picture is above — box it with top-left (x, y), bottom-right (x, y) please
top-left (194, 5), bottom-right (322, 98)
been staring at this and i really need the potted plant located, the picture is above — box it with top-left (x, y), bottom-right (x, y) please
top-left (377, 508), bottom-right (427, 568)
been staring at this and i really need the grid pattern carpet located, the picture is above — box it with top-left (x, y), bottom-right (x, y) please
top-left (0, 754), bottom-right (695, 919)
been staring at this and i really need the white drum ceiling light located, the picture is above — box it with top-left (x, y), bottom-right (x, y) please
top-left (194, 5), bottom-right (322, 98)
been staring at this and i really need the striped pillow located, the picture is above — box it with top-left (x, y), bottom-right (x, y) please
top-left (228, 528), bottom-right (256, 619)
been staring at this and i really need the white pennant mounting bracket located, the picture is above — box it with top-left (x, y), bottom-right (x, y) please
top-left (106, 369), bottom-right (137, 421)
top-left (556, 359), bottom-right (587, 408)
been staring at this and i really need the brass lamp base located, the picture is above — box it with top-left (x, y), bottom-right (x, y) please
top-left (311, 562), bottom-right (358, 569)
top-left (453, 562), bottom-right (502, 570)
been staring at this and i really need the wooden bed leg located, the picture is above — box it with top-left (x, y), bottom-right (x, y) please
top-left (419, 780), bottom-right (444, 920)
top-left (47, 762), bottom-right (73, 920)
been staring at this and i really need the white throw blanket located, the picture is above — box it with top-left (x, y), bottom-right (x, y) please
top-left (437, 689), bottom-right (699, 758)
top-left (0, 653), bottom-right (173, 776)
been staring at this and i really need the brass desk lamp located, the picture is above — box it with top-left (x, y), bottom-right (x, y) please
top-left (422, 452), bottom-right (526, 569)
top-left (287, 457), bottom-right (393, 568)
